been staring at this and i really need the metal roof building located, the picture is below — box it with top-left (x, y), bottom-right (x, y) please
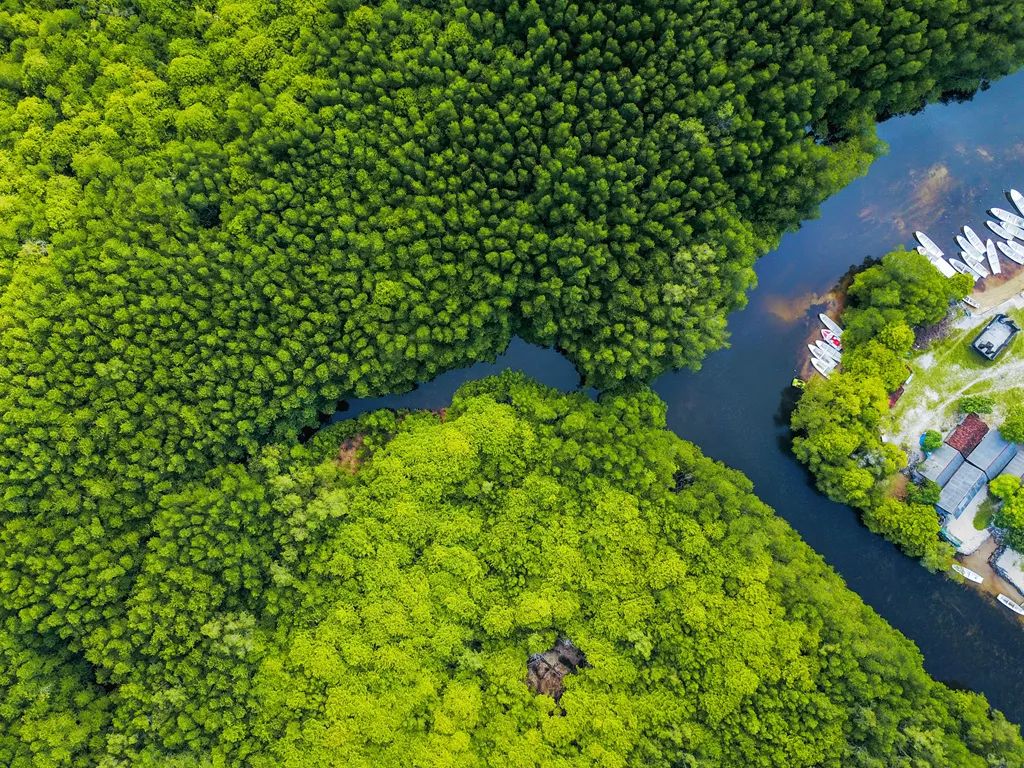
top-left (965, 430), bottom-right (1018, 480)
top-left (972, 313), bottom-right (1020, 361)
top-left (919, 443), bottom-right (965, 487)
top-left (937, 462), bottom-right (987, 519)
top-left (1001, 451), bottom-right (1024, 480)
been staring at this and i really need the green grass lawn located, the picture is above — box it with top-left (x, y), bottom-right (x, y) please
top-left (974, 496), bottom-right (996, 531)
top-left (885, 306), bottom-right (1024, 455)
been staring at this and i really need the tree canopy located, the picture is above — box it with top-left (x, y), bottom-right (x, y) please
top-left (0, 1), bottom-right (1022, 763)
top-left (5, 373), bottom-right (1022, 765)
top-left (791, 250), bottom-right (968, 565)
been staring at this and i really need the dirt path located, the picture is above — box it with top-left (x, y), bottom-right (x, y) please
top-left (892, 355), bottom-right (1024, 451)
top-left (886, 297), bottom-right (1024, 455)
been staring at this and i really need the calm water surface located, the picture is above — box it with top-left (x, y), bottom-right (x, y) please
top-left (337, 70), bottom-right (1024, 721)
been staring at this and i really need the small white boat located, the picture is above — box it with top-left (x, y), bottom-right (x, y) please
top-left (991, 207), bottom-right (1024, 227)
top-left (996, 241), bottom-right (1024, 265)
top-left (809, 345), bottom-right (839, 367)
top-left (952, 563), bottom-right (984, 583)
top-left (949, 259), bottom-right (978, 280)
top-left (987, 220), bottom-right (1016, 240)
top-left (914, 231), bottom-right (945, 259)
top-left (963, 296), bottom-right (980, 309)
top-left (998, 594), bottom-right (1024, 616)
top-left (1009, 188), bottom-right (1024, 217)
top-left (818, 313), bottom-right (843, 337)
top-left (964, 226), bottom-right (985, 252)
top-left (1005, 220), bottom-right (1024, 239)
top-left (929, 256), bottom-right (957, 278)
top-left (811, 357), bottom-right (834, 378)
top-left (815, 340), bottom-right (842, 362)
top-left (986, 239), bottom-right (1001, 275)
top-left (956, 235), bottom-right (984, 259)
top-left (962, 252), bottom-right (989, 277)
top-left (821, 328), bottom-right (842, 350)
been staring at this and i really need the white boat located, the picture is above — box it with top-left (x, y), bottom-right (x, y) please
top-left (821, 328), bottom-right (842, 350)
top-left (949, 259), bottom-right (978, 280)
top-left (991, 207), bottom-right (1024, 228)
top-left (963, 296), bottom-right (980, 309)
top-left (1005, 220), bottom-right (1024, 239)
top-left (1000, 240), bottom-right (1024, 265)
top-left (929, 256), bottom-right (957, 279)
top-left (815, 340), bottom-right (842, 362)
top-left (952, 563), bottom-right (984, 583)
top-left (956, 235), bottom-right (984, 259)
top-left (809, 345), bottom-right (839, 367)
top-left (964, 226), bottom-right (985, 252)
top-left (1009, 188), bottom-right (1024, 217)
top-left (818, 313), bottom-right (843, 337)
top-left (961, 251), bottom-right (989, 277)
top-left (811, 357), bottom-right (834, 378)
top-left (986, 239), bottom-right (1001, 275)
top-left (914, 231), bottom-right (945, 259)
top-left (987, 220), bottom-right (1016, 241)
top-left (998, 594), bottom-right (1024, 616)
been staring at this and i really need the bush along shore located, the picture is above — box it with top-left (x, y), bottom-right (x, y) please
top-left (791, 249), bottom-right (971, 568)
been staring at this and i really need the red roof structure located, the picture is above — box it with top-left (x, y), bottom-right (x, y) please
top-left (946, 413), bottom-right (989, 456)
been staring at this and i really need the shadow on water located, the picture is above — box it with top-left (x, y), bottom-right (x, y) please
top-left (336, 69), bottom-right (1024, 722)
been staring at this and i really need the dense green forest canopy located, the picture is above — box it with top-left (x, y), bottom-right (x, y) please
top-left (1, 0), bottom-right (1024, 762)
top-left (4, 374), bottom-right (1022, 765)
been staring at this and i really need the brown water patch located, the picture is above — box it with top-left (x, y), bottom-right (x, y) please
top-left (959, 539), bottom-right (1024, 627)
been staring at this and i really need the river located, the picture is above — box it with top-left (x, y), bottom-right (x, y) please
top-left (333, 69), bottom-right (1024, 722)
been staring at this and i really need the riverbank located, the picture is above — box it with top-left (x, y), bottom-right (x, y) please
top-left (960, 538), bottom-right (1024, 626)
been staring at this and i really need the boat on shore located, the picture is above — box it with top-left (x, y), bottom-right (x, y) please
top-left (992, 207), bottom-right (1024, 228)
top-left (964, 226), bottom-right (986, 252)
top-left (952, 563), bottom-right (984, 583)
top-left (949, 259), bottom-right (978, 279)
top-left (999, 240), bottom-right (1024, 265)
top-left (914, 231), bottom-right (945, 259)
top-left (929, 256), bottom-right (957, 278)
top-left (963, 296), bottom-right (980, 309)
top-left (986, 240), bottom-right (1001, 274)
top-left (818, 313), bottom-right (843, 337)
top-left (1010, 188), bottom-right (1024, 216)
top-left (821, 328), bottom-right (842, 350)
top-left (811, 357), bottom-right (834, 378)
top-left (998, 594), bottom-right (1024, 616)
top-left (815, 340), bottom-right (842, 362)
top-left (987, 220), bottom-right (1016, 240)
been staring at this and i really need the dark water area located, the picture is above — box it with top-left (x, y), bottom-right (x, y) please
top-left (335, 70), bottom-right (1024, 721)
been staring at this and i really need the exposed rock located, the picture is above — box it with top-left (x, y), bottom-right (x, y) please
top-left (525, 638), bottom-right (586, 702)
top-left (336, 434), bottom-right (364, 473)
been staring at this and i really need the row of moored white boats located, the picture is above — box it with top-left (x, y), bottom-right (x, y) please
top-left (914, 189), bottom-right (1024, 287)
top-left (808, 314), bottom-right (844, 378)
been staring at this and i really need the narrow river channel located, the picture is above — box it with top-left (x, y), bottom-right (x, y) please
top-left (335, 69), bottom-right (1024, 722)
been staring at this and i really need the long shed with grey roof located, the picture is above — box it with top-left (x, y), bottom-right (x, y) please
top-left (966, 430), bottom-right (1017, 480)
top-left (937, 462), bottom-right (987, 519)
top-left (919, 443), bottom-right (965, 487)
top-left (1001, 450), bottom-right (1024, 480)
